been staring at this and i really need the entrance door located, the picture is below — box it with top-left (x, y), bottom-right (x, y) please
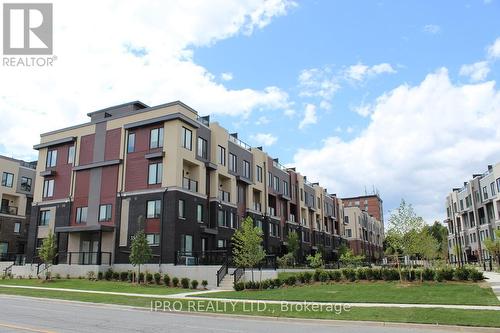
top-left (91, 240), bottom-right (99, 264)
top-left (81, 240), bottom-right (90, 264)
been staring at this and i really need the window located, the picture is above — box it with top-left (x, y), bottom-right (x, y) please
top-left (196, 204), bottom-right (203, 223)
top-left (229, 153), bottom-right (237, 172)
top-left (42, 179), bottom-right (54, 198)
top-left (182, 127), bottom-right (192, 150)
top-left (1, 172), bottom-right (14, 187)
top-left (268, 172), bottom-right (273, 187)
top-left (147, 200), bottom-right (161, 219)
top-left (283, 180), bottom-right (289, 196)
top-left (218, 210), bottom-right (226, 227)
top-left (178, 199), bottom-right (185, 218)
top-left (68, 146), bottom-right (75, 164)
top-left (150, 127), bottom-right (164, 149)
top-left (229, 212), bottom-right (236, 229)
top-left (20, 177), bottom-right (32, 192)
top-left (273, 176), bottom-right (279, 191)
top-left (35, 239), bottom-right (44, 249)
top-left (300, 188), bottom-right (304, 201)
top-left (39, 210), bottom-right (50, 226)
top-left (148, 162), bottom-right (162, 185)
top-left (0, 242), bottom-right (8, 254)
top-left (98, 204), bottom-right (112, 222)
top-left (217, 145), bottom-right (226, 165)
top-left (491, 182), bottom-right (496, 196)
top-left (217, 239), bottom-right (227, 249)
top-left (497, 178), bottom-right (500, 193)
top-left (127, 132), bottom-right (135, 153)
top-left (243, 160), bottom-right (250, 179)
top-left (14, 222), bottom-right (21, 233)
top-left (180, 234), bottom-right (193, 253)
top-left (483, 186), bottom-right (488, 200)
top-left (76, 207), bottom-right (88, 224)
top-left (146, 234), bottom-right (160, 246)
top-left (197, 137), bottom-right (207, 158)
top-left (256, 166), bottom-right (262, 182)
top-left (460, 200), bottom-right (464, 211)
top-left (46, 149), bottom-right (57, 167)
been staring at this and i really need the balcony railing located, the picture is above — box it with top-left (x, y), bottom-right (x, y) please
top-left (229, 135), bottom-right (251, 151)
top-left (268, 207), bottom-right (276, 216)
top-left (182, 177), bottom-right (198, 193)
top-left (58, 252), bottom-right (112, 265)
top-left (288, 214), bottom-right (296, 222)
top-left (0, 205), bottom-right (18, 215)
top-left (272, 160), bottom-right (288, 172)
top-left (174, 250), bottom-right (228, 266)
top-left (253, 202), bottom-right (262, 212)
top-left (218, 190), bottom-right (230, 202)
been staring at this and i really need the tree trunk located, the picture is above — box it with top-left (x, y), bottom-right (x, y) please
top-left (137, 265), bottom-right (141, 285)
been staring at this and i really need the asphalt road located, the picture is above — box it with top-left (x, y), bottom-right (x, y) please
top-left (0, 295), bottom-right (473, 333)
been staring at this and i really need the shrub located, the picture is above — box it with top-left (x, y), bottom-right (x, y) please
top-left (435, 268), bottom-right (454, 282)
top-left (287, 275), bottom-right (297, 286)
top-left (112, 272), bottom-right (120, 280)
top-left (245, 281), bottom-right (255, 289)
top-left (314, 269), bottom-right (323, 282)
top-left (381, 268), bottom-right (399, 281)
top-left (139, 272), bottom-right (145, 283)
top-left (319, 270), bottom-right (330, 282)
top-left (469, 269), bottom-right (484, 282)
top-left (154, 273), bottom-right (162, 285)
top-left (261, 279), bottom-right (271, 289)
top-left (303, 271), bottom-right (313, 284)
top-left (146, 273), bottom-right (153, 284)
top-left (181, 277), bottom-right (190, 289)
top-left (172, 277), bottom-right (179, 287)
top-left (55, 273), bottom-right (61, 279)
top-left (201, 280), bottom-right (208, 289)
top-left (120, 272), bottom-right (128, 281)
top-left (297, 272), bottom-right (305, 283)
top-left (401, 269), bottom-right (416, 281)
top-left (234, 282), bottom-right (245, 291)
top-left (422, 268), bottom-right (435, 281)
top-left (342, 268), bottom-right (356, 282)
top-left (371, 268), bottom-right (382, 280)
top-left (96, 272), bottom-right (102, 280)
top-left (277, 253), bottom-right (295, 268)
top-left (272, 278), bottom-right (282, 288)
top-left (65, 274), bottom-right (70, 280)
top-left (191, 279), bottom-right (199, 289)
top-left (163, 274), bottom-right (171, 286)
top-left (356, 268), bottom-right (367, 280)
top-left (127, 271), bottom-right (133, 282)
top-left (454, 267), bottom-right (470, 281)
top-left (307, 253), bottom-right (324, 269)
top-left (104, 269), bottom-right (113, 281)
top-left (328, 270), bottom-right (342, 282)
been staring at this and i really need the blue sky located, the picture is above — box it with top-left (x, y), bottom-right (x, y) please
top-left (1, 0), bottom-right (499, 222)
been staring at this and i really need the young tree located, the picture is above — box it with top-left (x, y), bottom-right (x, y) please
top-left (232, 216), bottom-right (266, 281)
top-left (484, 230), bottom-right (500, 265)
top-left (424, 221), bottom-right (449, 259)
top-left (287, 230), bottom-right (300, 264)
top-left (129, 229), bottom-right (152, 284)
top-left (38, 231), bottom-right (57, 280)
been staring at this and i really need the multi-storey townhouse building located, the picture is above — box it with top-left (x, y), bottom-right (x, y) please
top-left (342, 194), bottom-right (384, 224)
top-left (26, 100), bottom-right (348, 266)
top-left (343, 206), bottom-right (384, 260)
top-left (0, 155), bottom-right (36, 261)
top-left (445, 163), bottom-right (500, 263)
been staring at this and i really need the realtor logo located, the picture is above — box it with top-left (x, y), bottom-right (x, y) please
top-left (3, 3), bottom-right (53, 55)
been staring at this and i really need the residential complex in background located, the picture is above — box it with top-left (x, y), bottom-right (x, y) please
top-left (0, 155), bottom-right (36, 261)
top-left (445, 162), bottom-right (500, 263)
top-left (24, 100), bottom-right (375, 267)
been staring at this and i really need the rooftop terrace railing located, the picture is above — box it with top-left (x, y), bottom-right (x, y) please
top-left (229, 135), bottom-right (251, 151)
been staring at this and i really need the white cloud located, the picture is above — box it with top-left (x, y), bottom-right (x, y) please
top-left (298, 67), bottom-right (340, 100)
top-left (423, 24), bottom-right (441, 34)
top-left (459, 61), bottom-right (490, 82)
top-left (319, 100), bottom-right (332, 110)
top-left (352, 104), bottom-right (372, 117)
top-left (487, 37), bottom-right (500, 59)
top-left (283, 109), bottom-right (296, 118)
top-left (344, 62), bottom-right (396, 82)
top-left (255, 115), bottom-right (270, 125)
top-left (250, 133), bottom-right (278, 146)
top-left (0, 0), bottom-right (296, 159)
top-left (298, 103), bottom-right (317, 129)
top-left (293, 69), bottom-right (500, 222)
top-left (221, 72), bottom-right (233, 81)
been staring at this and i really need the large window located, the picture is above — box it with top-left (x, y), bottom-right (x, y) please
top-left (217, 145), bottom-right (226, 165)
top-left (197, 137), bottom-right (207, 158)
top-left (146, 234), bottom-right (160, 246)
top-left (148, 162), bottom-right (162, 185)
top-left (218, 210), bottom-right (226, 227)
top-left (273, 176), bottom-right (279, 191)
top-left (46, 149), bottom-right (57, 168)
top-left (150, 127), bottom-right (164, 149)
top-left (1, 172), bottom-right (14, 187)
top-left (483, 186), bottom-right (489, 200)
top-left (127, 132), bottom-right (136, 153)
top-left (267, 172), bottom-right (273, 187)
top-left (256, 165), bottom-right (262, 182)
top-left (178, 199), bottom-right (185, 218)
top-left (491, 182), bottom-right (496, 196)
top-left (243, 160), bottom-right (250, 179)
top-left (76, 207), bottom-right (88, 224)
top-left (180, 234), bottom-right (193, 253)
top-left (147, 200), bottom-right (161, 219)
top-left (14, 222), bottom-right (21, 233)
top-left (182, 127), bottom-right (192, 150)
top-left (68, 145), bottom-right (75, 164)
top-left (20, 176), bottom-right (32, 192)
top-left (229, 153), bottom-right (237, 172)
top-left (0, 242), bottom-right (8, 254)
top-left (196, 204), bottom-right (203, 223)
top-left (42, 179), bottom-right (54, 198)
top-left (98, 204), bottom-right (112, 222)
top-left (283, 180), bottom-right (289, 196)
top-left (39, 210), bottom-right (50, 226)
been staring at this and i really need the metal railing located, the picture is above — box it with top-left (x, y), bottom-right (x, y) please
top-left (218, 190), bottom-right (230, 202)
top-left (0, 205), bottom-right (18, 215)
top-left (58, 252), bottom-right (112, 265)
top-left (217, 258), bottom-right (229, 287)
top-left (233, 267), bottom-right (245, 285)
top-left (182, 177), bottom-right (198, 193)
top-left (272, 160), bottom-right (288, 172)
top-left (229, 135), bottom-right (251, 151)
top-left (174, 250), bottom-right (228, 266)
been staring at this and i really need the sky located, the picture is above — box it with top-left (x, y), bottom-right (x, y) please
top-left (1, 0), bottom-right (500, 224)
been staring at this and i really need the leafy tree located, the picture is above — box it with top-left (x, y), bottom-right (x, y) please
top-left (340, 248), bottom-right (365, 267)
top-left (484, 230), bottom-right (500, 265)
top-left (232, 216), bottom-right (266, 281)
top-left (424, 221), bottom-right (449, 259)
top-left (38, 231), bottom-right (57, 280)
top-left (415, 228), bottom-right (439, 260)
top-left (306, 252), bottom-right (324, 268)
top-left (287, 231), bottom-right (300, 263)
top-left (129, 229), bottom-right (152, 284)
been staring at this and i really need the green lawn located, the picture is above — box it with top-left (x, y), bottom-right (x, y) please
top-left (201, 281), bottom-right (500, 306)
top-left (0, 287), bottom-right (499, 327)
top-left (0, 278), bottom-right (186, 295)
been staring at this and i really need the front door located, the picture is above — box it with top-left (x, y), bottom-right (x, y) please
top-left (81, 240), bottom-right (90, 264)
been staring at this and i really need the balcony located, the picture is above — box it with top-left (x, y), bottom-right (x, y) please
top-left (0, 205), bottom-right (18, 216)
top-left (218, 190), bottom-right (230, 203)
top-left (272, 160), bottom-right (288, 172)
top-left (268, 207), bottom-right (276, 217)
top-left (229, 135), bottom-right (251, 151)
top-left (253, 202), bottom-right (262, 212)
top-left (182, 177), bottom-right (198, 193)
top-left (288, 214), bottom-right (296, 223)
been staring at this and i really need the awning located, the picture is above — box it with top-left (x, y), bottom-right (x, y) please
top-left (55, 225), bottom-right (115, 233)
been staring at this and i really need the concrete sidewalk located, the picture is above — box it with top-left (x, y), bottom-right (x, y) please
top-left (1, 284), bottom-right (500, 311)
top-left (483, 271), bottom-right (500, 301)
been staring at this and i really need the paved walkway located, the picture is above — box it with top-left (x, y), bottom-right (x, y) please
top-left (484, 271), bottom-right (500, 301)
top-left (1, 284), bottom-right (500, 311)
